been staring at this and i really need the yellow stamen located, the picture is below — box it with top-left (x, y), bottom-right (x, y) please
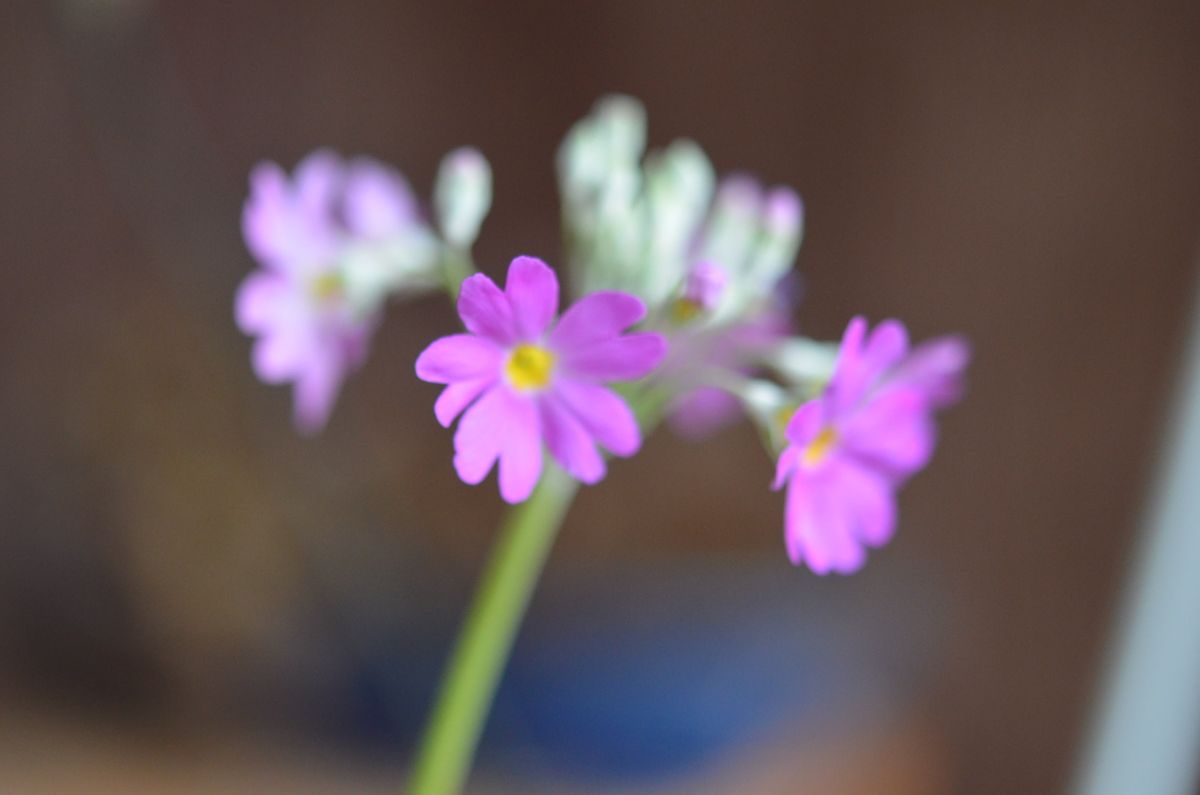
top-left (802, 426), bottom-right (838, 467)
top-left (505, 344), bottom-right (556, 391)
top-left (310, 272), bottom-right (343, 302)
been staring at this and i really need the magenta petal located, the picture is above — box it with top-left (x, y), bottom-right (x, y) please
top-left (549, 292), bottom-right (647, 350)
top-left (553, 380), bottom-right (641, 457)
top-left (891, 335), bottom-right (970, 408)
top-left (294, 149), bottom-right (341, 216)
top-left (235, 271), bottom-right (288, 333)
top-left (784, 474), bottom-right (813, 567)
top-left (415, 334), bottom-right (502, 384)
top-left (343, 157), bottom-right (418, 238)
top-left (505, 256), bottom-right (559, 339)
top-left (242, 163), bottom-right (296, 268)
top-left (860, 320), bottom-right (909, 380)
top-left (453, 386), bottom-right (544, 502)
top-left (832, 460), bottom-right (897, 547)
top-left (843, 388), bottom-right (935, 476)
top-left (453, 385), bottom-right (508, 485)
top-left (252, 322), bottom-right (311, 383)
top-left (458, 273), bottom-right (517, 345)
top-left (773, 445), bottom-right (799, 491)
top-left (829, 316), bottom-right (868, 410)
top-left (802, 474), bottom-right (866, 574)
top-left (539, 395), bottom-right (605, 484)
top-left (496, 392), bottom-right (543, 503)
top-left (783, 398), bottom-right (826, 448)
top-left (561, 332), bottom-right (666, 381)
top-left (292, 350), bottom-right (342, 435)
top-left (434, 378), bottom-right (492, 428)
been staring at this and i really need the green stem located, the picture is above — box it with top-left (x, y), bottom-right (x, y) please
top-left (407, 463), bottom-right (579, 795)
top-left (442, 248), bottom-right (475, 299)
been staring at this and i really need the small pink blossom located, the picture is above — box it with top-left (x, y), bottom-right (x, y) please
top-left (236, 150), bottom-right (423, 433)
top-left (416, 257), bottom-right (666, 503)
top-left (772, 317), bottom-right (968, 574)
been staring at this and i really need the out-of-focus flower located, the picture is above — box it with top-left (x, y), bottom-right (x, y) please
top-left (416, 257), bottom-right (666, 503)
top-left (236, 149), bottom-right (486, 433)
top-left (558, 98), bottom-right (807, 442)
top-left (557, 97), bottom-right (805, 325)
top-left (772, 317), bottom-right (968, 574)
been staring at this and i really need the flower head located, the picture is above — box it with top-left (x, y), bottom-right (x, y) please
top-left (236, 149), bottom-right (461, 433)
top-left (416, 257), bottom-right (667, 503)
top-left (772, 317), bottom-right (968, 574)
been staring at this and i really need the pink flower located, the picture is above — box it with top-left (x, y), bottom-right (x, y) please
top-left (235, 150), bottom-right (423, 433)
top-left (416, 256), bottom-right (667, 503)
top-left (772, 317), bottom-right (968, 574)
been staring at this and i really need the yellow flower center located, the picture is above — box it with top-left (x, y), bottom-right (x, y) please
top-left (310, 272), bottom-right (344, 302)
top-left (505, 344), bottom-right (556, 391)
top-left (802, 426), bottom-right (839, 467)
top-left (669, 297), bottom-right (704, 325)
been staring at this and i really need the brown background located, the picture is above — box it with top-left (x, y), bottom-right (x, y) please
top-left (3, 1), bottom-right (1200, 792)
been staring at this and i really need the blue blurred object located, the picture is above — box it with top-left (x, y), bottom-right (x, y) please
top-left (487, 592), bottom-right (827, 782)
top-left (239, 557), bottom-right (935, 786)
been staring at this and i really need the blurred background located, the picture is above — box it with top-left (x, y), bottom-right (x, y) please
top-left (4, 1), bottom-right (1200, 792)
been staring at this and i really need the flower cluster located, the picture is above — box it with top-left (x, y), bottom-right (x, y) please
top-left (236, 97), bottom-right (969, 574)
top-left (236, 148), bottom-right (490, 432)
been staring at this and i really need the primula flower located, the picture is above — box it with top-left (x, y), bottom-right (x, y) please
top-left (236, 150), bottom-right (440, 433)
top-left (772, 317), bottom-right (968, 574)
top-left (416, 256), bottom-right (666, 503)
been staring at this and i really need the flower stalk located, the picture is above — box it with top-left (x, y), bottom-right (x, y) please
top-left (406, 462), bottom-right (578, 795)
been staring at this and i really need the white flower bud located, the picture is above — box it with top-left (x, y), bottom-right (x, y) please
top-left (435, 147), bottom-right (492, 250)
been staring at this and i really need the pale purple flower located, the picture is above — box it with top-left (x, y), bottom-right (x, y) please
top-left (236, 150), bottom-right (423, 433)
top-left (416, 256), bottom-right (667, 503)
top-left (772, 317), bottom-right (968, 574)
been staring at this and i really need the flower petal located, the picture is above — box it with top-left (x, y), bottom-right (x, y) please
top-left (342, 157), bottom-right (418, 238)
top-left (548, 292), bottom-right (646, 350)
top-left (294, 149), bottom-right (342, 217)
top-left (242, 157), bottom-right (337, 271)
top-left (783, 398), bottom-right (827, 448)
top-left (861, 320), bottom-right (909, 381)
top-left (834, 460), bottom-right (897, 548)
top-left (497, 393), bottom-right (543, 503)
top-left (242, 163), bottom-right (300, 269)
top-left (788, 470), bottom-right (866, 575)
top-left (828, 316), bottom-right (868, 410)
top-left (842, 388), bottom-right (935, 477)
top-left (539, 395), bottom-right (605, 484)
top-left (505, 256), bottom-right (559, 339)
top-left (553, 380), bottom-right (641, 458)
top-left (773, 444), bottom-right (798, 491)
top-left (415, 334), bottom-right (502, 384)
top-left (889, 335), bottom-right (970, 408)
top-left (560, 332), bottom-right (666, 381)
top-left (251, 321), bottom-right (313, 383)
top-left (434, 378), bottom-right (492, 428)
top-left (235, 271), bottom-right (290, 333)
top-left (292, 347), bottom-right (343, 435)
top-left (458, 273), bottom-right (517, 345)
top-left (453, 385), bottom-right (544, 503)
top-left (453, 385), bottom-right (508, 485)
